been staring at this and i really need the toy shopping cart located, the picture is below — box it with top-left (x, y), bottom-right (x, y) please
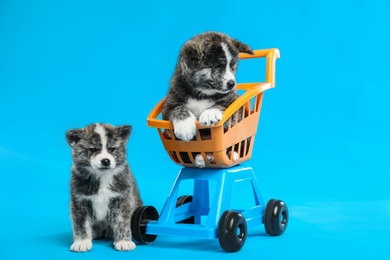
top-left (131, 49), bottom-right (288, 252)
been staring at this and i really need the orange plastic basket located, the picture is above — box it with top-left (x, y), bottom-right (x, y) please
top-left (147, 49), bottom-right (280, 168)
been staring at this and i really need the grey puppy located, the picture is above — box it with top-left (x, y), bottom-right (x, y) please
top-left (66, 123), bottom-right (142, 252)
top-left (163, 31), bottom-right (254, 167)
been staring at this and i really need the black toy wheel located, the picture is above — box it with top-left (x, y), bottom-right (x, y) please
top-left (218, 210), bottom-right (247, 252)
top-left (131, 206), bottom-right (159, 244)
top-left (264, 199), bottom-right (289, 236)
top-left (176, 195), bottom-right (195, 224)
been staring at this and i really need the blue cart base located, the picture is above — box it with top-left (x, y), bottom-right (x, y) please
top-left (131, 165), bottom-right (288, 252)
top-left (147, 165), bottom-right (265, 238)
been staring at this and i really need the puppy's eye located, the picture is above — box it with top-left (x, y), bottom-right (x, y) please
top-left (89, 148), bottom-right (98, 153)
top-left (108, 147), bottom-right (116, 152)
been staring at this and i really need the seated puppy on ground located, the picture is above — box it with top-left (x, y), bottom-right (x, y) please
top-left (66, 123), bottom-right (142, 252)
top-left (163, 31), bottom-right (254, 167)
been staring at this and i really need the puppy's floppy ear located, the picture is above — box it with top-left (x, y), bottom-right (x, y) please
top-left (116, 125), bottom-right (132, 141)
top-left (231, 38), bottom-right (255, 55)
top-left (179, 41), bottom-right (201, 71)
top-left (66, 129), bottom-right (83, 147)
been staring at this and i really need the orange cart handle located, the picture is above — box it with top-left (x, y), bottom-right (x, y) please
top-left (239, 48), bottom-right (280, 88)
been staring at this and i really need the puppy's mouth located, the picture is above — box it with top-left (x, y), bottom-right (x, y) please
top-left (98, 166), bottom-right (112, 171)
top-left (214, 88), bottom-right (233, 94)
top-left (196, 85), bottom-right (234, 96)
top-left (215, 89), bottom-right (231, 94)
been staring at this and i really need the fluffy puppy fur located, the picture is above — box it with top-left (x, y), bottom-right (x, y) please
top-left (66, 123), bottom-right (142, 252)
top-left (163, 31), bottom-right (254, 167)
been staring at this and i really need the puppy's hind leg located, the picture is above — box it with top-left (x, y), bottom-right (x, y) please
top-left (194, 153), bottom-right (215, 168)
top-left (195, 154), bottom-right (206, 168)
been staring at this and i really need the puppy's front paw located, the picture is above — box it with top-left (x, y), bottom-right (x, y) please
top-left (114, 240), bottom-right (136, 251)
top-left (199, 108), bottom-right (223, 126)
top-left (70, 239), bottom-right (92, 252)
top-left (173, 117), bottom-right (196, 141)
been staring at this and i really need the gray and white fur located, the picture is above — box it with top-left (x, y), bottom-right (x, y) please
top-left (163, 31), bottom-right (254, 167)
top-left (66, 123), bottom-right (142, 252)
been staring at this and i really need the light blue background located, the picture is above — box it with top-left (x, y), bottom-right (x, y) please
top-left (0, 0), bottom-right (389, 259)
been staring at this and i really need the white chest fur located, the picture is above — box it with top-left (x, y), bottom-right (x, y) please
top-left (186, 98), bottom-right (215, 119)
top-left (91, 173), bottom-right (119, 221)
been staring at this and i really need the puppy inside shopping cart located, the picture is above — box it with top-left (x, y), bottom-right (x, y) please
top-left (163, 31), bottom-right (254, 167)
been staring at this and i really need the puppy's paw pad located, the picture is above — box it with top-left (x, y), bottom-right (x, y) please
top-left (114, 240), bottom-right (136, 251)
top-left (199, 109), bottom-right (223, 126)
top-left (71, 239), bottom-right (92, 252)
top-left (174, 117), bottom-right (196, 141)
top-left (195, 154), bottom-right (206, 168)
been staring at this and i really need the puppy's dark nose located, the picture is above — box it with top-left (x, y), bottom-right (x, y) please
top-left (227, 80), bottom-right (236, 89)
top-left (101, 159), bottom-right (110, 166)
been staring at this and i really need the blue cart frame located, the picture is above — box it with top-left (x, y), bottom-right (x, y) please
top-left (146, 165), bottom-right (265, 239)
